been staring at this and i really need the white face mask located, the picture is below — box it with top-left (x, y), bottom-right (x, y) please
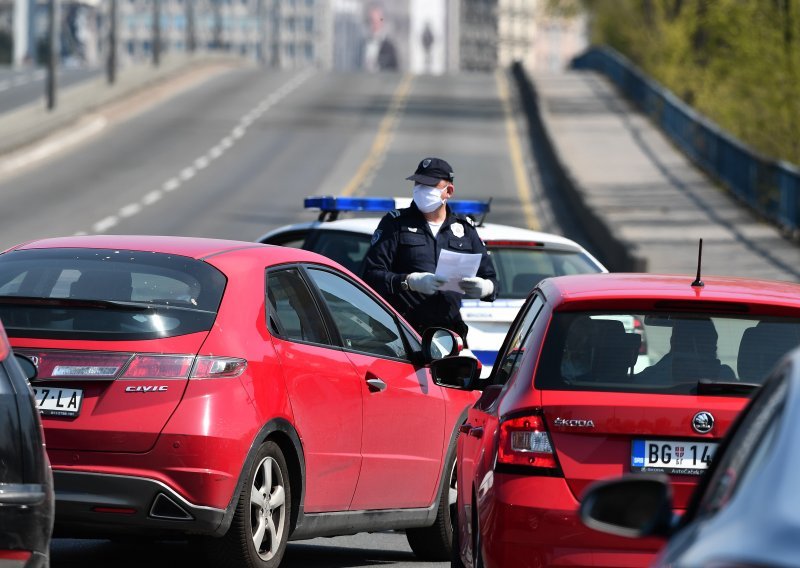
top-left (413, 184), bottom-right (445, 213)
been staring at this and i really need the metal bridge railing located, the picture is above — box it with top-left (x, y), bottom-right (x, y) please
top-left (572, 46), bottom-right (800, 238)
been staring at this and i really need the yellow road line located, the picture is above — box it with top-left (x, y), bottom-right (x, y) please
top-left (496, 69), bottom-right (540, 231)
top-left (341, 73), bottom-right (414, 197)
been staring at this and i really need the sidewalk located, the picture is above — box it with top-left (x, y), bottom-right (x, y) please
top-left (529, 68), bottom-right (800, 283)
top-left (0, 53), bottom-right (249, 157)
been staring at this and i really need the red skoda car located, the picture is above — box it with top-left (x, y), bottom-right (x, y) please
top-left (434, 273), bottom-right (800, 568)
top-left (0, 235), bottom-right (479, 568)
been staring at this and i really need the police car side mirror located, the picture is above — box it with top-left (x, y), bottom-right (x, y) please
top-left (430, 356), bottom-right (481, 391)
top-left (421, 327), bottom-right (463, 363)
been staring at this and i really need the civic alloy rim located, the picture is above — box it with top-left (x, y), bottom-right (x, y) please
top-left (250, 456), bottom-right (286, 561)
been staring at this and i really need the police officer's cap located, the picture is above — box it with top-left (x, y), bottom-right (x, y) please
top-left (406, 157), bottom-right (454, 186)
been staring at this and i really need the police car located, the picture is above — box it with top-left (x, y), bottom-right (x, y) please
top-left (259, 197), bottom-right (608, 374)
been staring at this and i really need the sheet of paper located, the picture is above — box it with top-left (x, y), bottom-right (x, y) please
top-left (435, 249), bottom-right (482, 293)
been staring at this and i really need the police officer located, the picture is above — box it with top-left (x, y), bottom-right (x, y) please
top-left (362, 157), bottom-right (497, 341)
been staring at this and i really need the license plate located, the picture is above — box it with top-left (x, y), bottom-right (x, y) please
top-left (631, 439), bottom-right (717, 476)
top-left (32, 386), bottom-right (83, 417)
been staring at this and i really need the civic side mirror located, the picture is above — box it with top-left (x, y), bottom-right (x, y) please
top-left (430, 356), bottom-right (481, 390)
top-left (421, 327), bottom-right (463, 362)
top-left (14, 353), bottom-right (37, 381)
top-left (579, 475), bottom-right (675, 539)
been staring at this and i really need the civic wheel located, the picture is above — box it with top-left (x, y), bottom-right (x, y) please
top-left (206, 440), bottom-right (291, 568)
top-left (406, 446), bottom-right (457, 560)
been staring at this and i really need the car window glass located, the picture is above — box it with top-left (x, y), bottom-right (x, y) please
top-left (304, 231), bottom-right (373, 274)
top-left (0, 248), bottom-right (225, 340)
top-left (534, 312), bottom-right (800, 394)
top-left (307, 268), bottom-right (408, 360)
top-left (488, 248), bottom-right (600, 299)
top-left (261, 230), bottom-right (308, 249)
top-left (267, 268), bottom-right (329, 345)
top-left (494, 295), bottom-right (544, 385)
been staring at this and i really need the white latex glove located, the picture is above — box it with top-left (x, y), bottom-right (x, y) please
top-left (406, 272), bottom-right (447, 295)
top-left (459, 277), bottom-right (494, 299)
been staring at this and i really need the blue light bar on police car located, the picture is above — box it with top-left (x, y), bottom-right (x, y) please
top-left (304, 196), bottom-right (490, 215)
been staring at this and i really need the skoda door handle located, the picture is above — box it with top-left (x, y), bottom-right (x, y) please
top-left (365, 375), bottom-right (387, 392)
top-left (459, 423), bottom-right (483, 438)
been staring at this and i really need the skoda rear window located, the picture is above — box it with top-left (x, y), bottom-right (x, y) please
top-left (0, 248), bottom-right (226, 340)
top-left (534, 311), bottom-right (800, 394)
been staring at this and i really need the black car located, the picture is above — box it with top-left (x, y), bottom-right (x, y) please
top-left (0, 320), bottom-right (53, 568)
top-left (580, 344), bottom-right (800, 567)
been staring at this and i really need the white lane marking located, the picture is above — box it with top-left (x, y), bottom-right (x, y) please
top-left (0, 116), bottom-right (107, 175)
top-left (86, 68), bottom-right (315, 233)
top-left (93, 216), bottom-right (119, 233)
top-left (12, 76), bottom-right (28, 87)
top-left (142, 190), bottom-right (162, 205)
top-left (120, 203), bottom-right (142, 217)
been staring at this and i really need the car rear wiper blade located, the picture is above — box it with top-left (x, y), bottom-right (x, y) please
top-left (0, 295), bottom-right (153, 311)
top-left (697, 379), bottom-right (760, 395)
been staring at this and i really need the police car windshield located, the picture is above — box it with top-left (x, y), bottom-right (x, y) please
top-left (489, 248), bottom-right (601, 299)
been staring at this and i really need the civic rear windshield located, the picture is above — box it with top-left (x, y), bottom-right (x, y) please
top-left (0, 248), bottom-right (226, 340)
top-left (534, 311), bottom-right (800, 394)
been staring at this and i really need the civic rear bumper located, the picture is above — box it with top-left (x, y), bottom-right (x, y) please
top-left (52, 470), bottom-right (227, 538)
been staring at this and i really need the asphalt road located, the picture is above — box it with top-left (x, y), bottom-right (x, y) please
top-left (0, 66), bottom-right (558, 249)
top-left (1, 65), bottom-right (575, 567)
top-left (51, 532), bottom-right (448, 568)
top-left (0, 65), bottom-right (102, 114)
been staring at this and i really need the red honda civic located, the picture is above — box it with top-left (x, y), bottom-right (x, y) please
top-left (434, 273), bottom-right (800, 568)
top-left (0, 235), bottom-right (479, 568)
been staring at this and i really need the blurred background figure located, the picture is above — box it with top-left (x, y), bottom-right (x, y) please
top-left (362, 1), bottom-right (398, 72)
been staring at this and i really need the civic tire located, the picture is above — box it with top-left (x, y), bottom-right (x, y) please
top-left (406, 445), bottom-right (457, 560)
top-left (206, 440), bottom-right (291, 568)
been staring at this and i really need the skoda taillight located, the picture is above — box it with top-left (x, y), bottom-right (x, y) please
top-left (497, 412), bottom-right (561, 474)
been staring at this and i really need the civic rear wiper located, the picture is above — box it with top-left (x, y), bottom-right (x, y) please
top-left (0, 295), bottom-right (152, 311)
top-left (697, 379), bottom-right (760, 396)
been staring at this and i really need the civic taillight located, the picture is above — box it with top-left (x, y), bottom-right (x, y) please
top-left (121, 355), bottom-right (195, 378)
top-left (497, 412), bottom-right (561, 473)
top-left (190, 356), bottom-right (247, 379)
top-left (17, 350), bottom-right (246, 380)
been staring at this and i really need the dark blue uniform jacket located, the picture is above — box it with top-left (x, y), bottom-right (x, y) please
top-left (361, 202), bottom-right (497, 339)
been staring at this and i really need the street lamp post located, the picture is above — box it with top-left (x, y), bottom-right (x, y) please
top-left (153, 0), bottom-right (161, 66)
top-left (46, 0), bottom-right (58, 109)
top-left (107, 0), bottom-right (117, 84)
top-left (186, 0), bottom-right (196, 54)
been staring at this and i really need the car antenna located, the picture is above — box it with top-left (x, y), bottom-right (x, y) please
top-left (691, 239), bottom-right (704, 288)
